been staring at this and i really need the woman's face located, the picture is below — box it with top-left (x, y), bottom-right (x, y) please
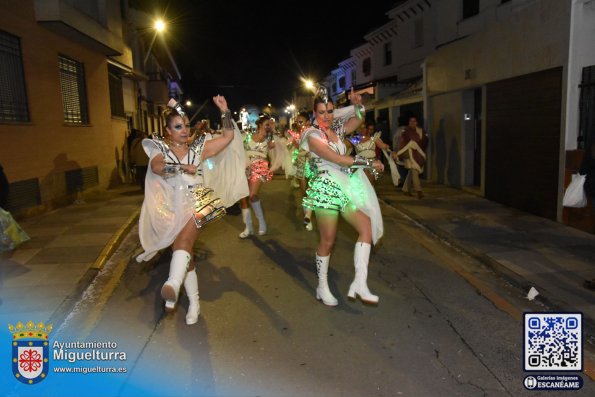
top-left (314, 103), bottom-right (334, 130)
top-left (296, 115), bottom-right (309, 130)
top-left (357, 123), bottom-right (366, 135)
top-left (166, 115), bottom-right (191, 144)
top-left (256, 119), bottom-right (268, 135)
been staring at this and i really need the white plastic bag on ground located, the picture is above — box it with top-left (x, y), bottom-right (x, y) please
top-left (562, 173), bottom-right (587, 208)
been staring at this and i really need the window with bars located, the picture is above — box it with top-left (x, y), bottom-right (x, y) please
top-left (58, 54), bottom-right (89, 124)
top-left (108, 64), bottom-right (125, 118)
top-left (0, 30), bottom-right (29, 122)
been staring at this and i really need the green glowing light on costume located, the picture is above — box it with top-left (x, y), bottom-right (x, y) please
top-left (303, 176), bottom-right (349, 212)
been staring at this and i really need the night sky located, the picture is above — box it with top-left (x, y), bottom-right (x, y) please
top-left (136, 0), bottom-right (398, 115)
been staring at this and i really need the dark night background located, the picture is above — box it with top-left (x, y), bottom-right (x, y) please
top-left (135, 0), bottom-right (398, 114)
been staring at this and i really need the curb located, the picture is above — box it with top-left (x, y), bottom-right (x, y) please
top-left (92, 208), bottom-right (141, 270)
top-left (48, 207), bottom-right (141, 328)
top-left (379, 197), bottom-right (595, 381)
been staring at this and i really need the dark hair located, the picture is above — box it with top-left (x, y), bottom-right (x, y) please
top-left (163, 107), bottom-right (185, 129)
top-left (255, 114), bottom-right (270, 129)
top-left (297, 111), bottom-right (310, 120)
top-left (365, 121), bottom-right (375, 128)
top-left (312, 96), bottom-right (334, 112)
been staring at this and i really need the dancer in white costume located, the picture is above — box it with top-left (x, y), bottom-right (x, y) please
top-left (301, 87), bottom-right (384, 306)
top-left (353, 121), bottom-right (390, 184)
top-left (290, 111), bottom-right (315, 231)
top-left (136, 96), bottom-right (248, 324)
top-left (238, 115), bottom-right (275, 238)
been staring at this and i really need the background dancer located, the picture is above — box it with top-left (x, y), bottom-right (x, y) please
top-left (353, 121), bottom-right (390, 184)
top-left (290, 111), bottom-right (315, 231)
top-left (238, 115), bottom-right (275, 238)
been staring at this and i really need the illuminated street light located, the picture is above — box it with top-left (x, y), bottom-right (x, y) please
top-left (143, 18), bottom-right (167, 65)
top-left (154, 19), bottom-right (166, 32)
top-left (302, 78), bottom-right (315, 91)
top-left (185, 100), bottom-right (192, 107)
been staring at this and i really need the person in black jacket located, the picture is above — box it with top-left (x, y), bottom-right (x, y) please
top-left (0, 163), bottom-right (9, 209)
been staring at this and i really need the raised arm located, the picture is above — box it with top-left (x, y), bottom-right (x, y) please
top-left (201, 95), bottom-right (234, 160)
top-left (343, 88), bottom-right (365, 134)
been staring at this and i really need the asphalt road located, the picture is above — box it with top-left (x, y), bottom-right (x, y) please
top-left (53, 178), bottom-right (595, 397)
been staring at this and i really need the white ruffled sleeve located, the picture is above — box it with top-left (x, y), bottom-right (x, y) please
top-left (300, 128), bottom-right (326, 152)
top-left (202, 122), bottom-right (249, 207)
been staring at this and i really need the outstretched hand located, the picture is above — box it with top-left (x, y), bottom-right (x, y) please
top-left (350, 87), bottom-right (362, 105)
top-left (213, 95), bottom-right (228, 112)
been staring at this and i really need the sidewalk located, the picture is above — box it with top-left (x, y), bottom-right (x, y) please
top-left (375, 177), bottom-right (595, 336)
top-left (0, 185), bottom-right (143, 328)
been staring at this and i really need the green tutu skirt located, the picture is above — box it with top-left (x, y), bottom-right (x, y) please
top-left (302, 175), bottom-right (350, 212)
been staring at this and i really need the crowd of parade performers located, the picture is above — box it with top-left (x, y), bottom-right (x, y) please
top-left (136, 88), bottom-right (410, 324)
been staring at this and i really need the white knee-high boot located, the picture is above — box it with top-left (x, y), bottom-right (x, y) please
top-left (347, 242), bottom-right (379, 304)
top-left (239, 208), bottom-right (253, 238)
top-left (251, 200), bottom-right (267, 235)
top-left (316, 253), bottom-right (338, 306)
top-left (184, 268), bottom-right (200, 325)
top-left (162, 250), bottom-right (191, 311)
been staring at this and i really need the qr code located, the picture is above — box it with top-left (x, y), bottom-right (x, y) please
top-left (524, 313), bottom-right (582, 371)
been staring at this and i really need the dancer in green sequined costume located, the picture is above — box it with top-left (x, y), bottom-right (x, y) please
top-left (300, 88), bottom-right (385, 306)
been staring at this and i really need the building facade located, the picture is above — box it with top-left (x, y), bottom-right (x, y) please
top-left (425, 0), bottom-right (595, 230)
top-left (0, 0), bottom-right (180, 216)
top-left (323, 0), bottom-right (595, 232)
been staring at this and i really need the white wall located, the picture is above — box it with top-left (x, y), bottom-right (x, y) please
top-left (426, 0), bottom-right (571, 95)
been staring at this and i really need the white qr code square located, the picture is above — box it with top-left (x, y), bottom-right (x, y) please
top-left (524, 313), bottom-right (582, 371)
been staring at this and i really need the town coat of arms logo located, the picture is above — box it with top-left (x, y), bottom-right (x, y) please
top-left (9, 321), bottom-right (52, 384)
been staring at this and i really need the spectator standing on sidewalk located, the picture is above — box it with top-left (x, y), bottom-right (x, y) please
top-left (392, 116), bottom-right (408, 186)
top-left (0, 163), bottom-right (30, 252)
top-left (394, 116), bottom-right (428, 199)
top-left (136, 96), bottom-right (247, 324)
top-left (130, 130), bottom-right (149, 191)
top-left (301, 87), bottom-right (384, 306)
top-left (0, 163), bottom-right (8, 209)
